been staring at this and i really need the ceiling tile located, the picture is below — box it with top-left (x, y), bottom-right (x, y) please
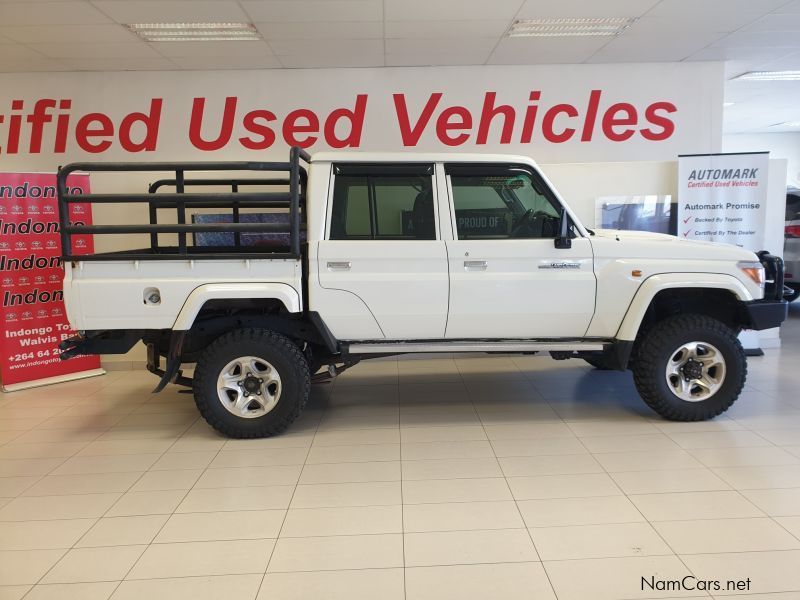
top-left (150, 40), bottom-right (273, 58)
top-left (269, 38), bottom-right (383, 57)
top-left (488, 37), bottom-right (609, 65)
top-left (0, 43), bottom-right (50, 60)
top-left (385, 20), bottom-right (510, 39)
top-left (0, 24), bottom-right (138, 44)
top-left (279, 52), bottom-right (384, 68)
top-left (775, 0), bottom-right (800, 13)
top-left (517, 0), bottom-right (659, 18)
top-left (710, 31), bottom-right (800, 49)
top-left (58, 57), bottom-right (179, 71)
top-left (91, 0), bottom-right (249, 24)
top-left (757, 50), bottom-right (800, 71)
top-left (648, 0), bottom-right (786, 17)
top-left (629, 13), bottom-right (767, 34)
top-left (171, 55), bottom-right (283, 70)
top-left (588, 31), bottom-right (726, 62)
top-left (255, 21), bottom-right (382, 41)
top-left (386, 38), bottom-right (498, 55)
top-left (742, 13), bottom-right (800, 32)
top-left (28, 42), bottom-right (162, 59)
top-left (386, 49), bottom-right (492, 66)
top-left (385, 0), bottom-right (521, 22)
top-left (0, 57), bottom-right (70, 72)
top-left (687, 46), bottom-right (796, 64)
top-left (0, 2), bottom-right (111, 26)
top-left (241, 1), bottom-right (382, 23)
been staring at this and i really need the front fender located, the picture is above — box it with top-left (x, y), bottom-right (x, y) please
top-left (172, 282), bottom-right (301, 330)
top-left (615, 273), bottom-right (754, 341)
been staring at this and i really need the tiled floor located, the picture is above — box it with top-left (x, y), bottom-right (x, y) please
top-left (1, 305), bottom-right (800, 600)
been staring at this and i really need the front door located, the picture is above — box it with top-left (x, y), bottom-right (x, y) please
top-left (317, 163), bottom-right (449, 340)
top-left (444, 164), bottom-right (596, 339)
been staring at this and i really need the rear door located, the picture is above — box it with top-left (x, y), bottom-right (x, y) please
top-left (316, 163), bottom-right (449, 339)
top-left (444, 163), bottom-right (596, 339)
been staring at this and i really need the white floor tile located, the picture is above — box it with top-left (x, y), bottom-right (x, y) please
top-left (42, 545), bottom-right (146, 583)
top-left (280, 505), bottom-right (402, 537)
top-left (530, 522), bottom-right (671, 560)
top-left (405, 562), bottom-right (556, 600)
top-left (111, 574), bottom-right (262, 600)
top-left (258, 569), bottom-right (404, 600)
top-left (128, 539), bottom-right (275, 579)
top-left (404, 528), bottom-right (538, 566)
top-left (155, 510), bottom-right (284, 542)
top-left (653, 517), bottom-right (800, 554)
top-left (267, 534), bottom-right (403, 572)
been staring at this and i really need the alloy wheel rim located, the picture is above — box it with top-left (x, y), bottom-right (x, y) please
top-left (664, 341), bottom-right (726, 402)
top-left (216, 356), bottom-right (281, 418)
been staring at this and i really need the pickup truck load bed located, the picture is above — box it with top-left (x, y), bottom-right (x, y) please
top-left (58, 147), bottom-right (788, 438)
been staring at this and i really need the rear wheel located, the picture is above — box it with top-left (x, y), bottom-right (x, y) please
top-left (193, 328), bottom-right (310, 438)
top-left (632, 314), bottom-right (746, 421)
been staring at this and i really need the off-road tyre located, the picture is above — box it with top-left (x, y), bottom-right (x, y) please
top-left (193, 328), bottom-right (310, 438)
top-left (632, 314), bottom-right (746, 421)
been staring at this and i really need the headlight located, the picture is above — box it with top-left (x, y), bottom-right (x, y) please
top-left (737, 261), bottom-right (765, 288)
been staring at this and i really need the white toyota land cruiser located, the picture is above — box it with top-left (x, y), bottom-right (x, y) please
top-left (57, 147), bottom-right (788, 438)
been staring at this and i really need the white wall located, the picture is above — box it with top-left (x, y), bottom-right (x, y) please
top-left (541, 161), bottom-right (677, 227)
top-left (723, 132), bottom-right (800, 188)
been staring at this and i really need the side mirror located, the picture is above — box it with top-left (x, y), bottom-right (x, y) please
top-left (554, 209), bottom-right (572, 249)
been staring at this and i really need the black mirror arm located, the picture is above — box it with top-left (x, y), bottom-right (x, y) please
top-left (554, 208), bottom-right (572, 249)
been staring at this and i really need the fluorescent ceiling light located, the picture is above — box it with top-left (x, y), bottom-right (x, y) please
top-left (723, 102), bottom-right (735, 107)
top-left (507, 18), bottom-right (635, 38)
top-left (733, 70), bottom-right (800, 81)
top-left (126, 22), bottom-right (261, 42)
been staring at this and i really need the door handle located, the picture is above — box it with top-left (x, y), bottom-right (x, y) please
top-left (327, 261), bottom-right (351, 270)
top-left (464, 260), bottom-right (487, 270)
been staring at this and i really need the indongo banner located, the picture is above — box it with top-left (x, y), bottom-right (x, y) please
top-left (0, 172), bottom-right (103, 391)
top-left (0, 62), bottom-right (723, 165)
top-left (677, 152), bottom-right (769, 250)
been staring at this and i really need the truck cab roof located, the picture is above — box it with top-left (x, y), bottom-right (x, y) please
top-left (310, 151), bottom-right (540, 166)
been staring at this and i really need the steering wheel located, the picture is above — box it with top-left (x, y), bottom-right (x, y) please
top-left (511, 209), bottom-right (554, 238)
top-left (511, 209), bottom-right (534, 231)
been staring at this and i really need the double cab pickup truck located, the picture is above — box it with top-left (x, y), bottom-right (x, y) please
top-left (57, 147), bottom-right (788, 438)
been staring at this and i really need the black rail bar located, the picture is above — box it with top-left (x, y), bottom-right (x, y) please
top-left (57, 147), bottom-right (310, 261)
top-left (232, 183), bottom-right (241, 248)
top-left (70, 252), bottom-right (299, 262)
top-left (176, 170), bottom-right (186, 253)
top-left (62, 192), bottom-right (294, 204)
top-left (149, 178), bottom-right (291, 192)
top-left (67, 223), bottom-right (303, 235)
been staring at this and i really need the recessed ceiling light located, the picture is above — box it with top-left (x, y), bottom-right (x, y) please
top-left (507, 18), bottom-right (636, 38)
top-left (733, 70), bottom-right (800, 81)
top-left (723, 102), bottom-right (735, 107)
top-left (126, 22), bottom-right (261, 42)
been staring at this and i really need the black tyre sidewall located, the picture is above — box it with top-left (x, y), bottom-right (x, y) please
top-left (193, 329), bottom-right (310, 438)
top-left (633, 315), bottom-right (746, 421)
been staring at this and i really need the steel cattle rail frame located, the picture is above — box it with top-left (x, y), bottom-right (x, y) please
top-left (56, 146), bottom-right (311, 261)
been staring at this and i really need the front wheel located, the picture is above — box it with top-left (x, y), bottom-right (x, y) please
top-left (193, 328), bottom-right (310, 438)
top-left (632, 314), bottom-right (746, 421)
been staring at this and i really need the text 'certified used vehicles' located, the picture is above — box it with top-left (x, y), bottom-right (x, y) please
top-left (58, 148), bottom-right (787, 437)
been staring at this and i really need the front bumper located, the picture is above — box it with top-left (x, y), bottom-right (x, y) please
top-left (744, 300), bottom-right (789, 330)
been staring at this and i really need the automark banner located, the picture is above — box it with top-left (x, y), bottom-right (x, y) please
top-left (677, 152), bottom-right (769, 249)
top-left (0, 172), bottom-right (103, 391)
top-left (677, 152), bottom-right (770, 353)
